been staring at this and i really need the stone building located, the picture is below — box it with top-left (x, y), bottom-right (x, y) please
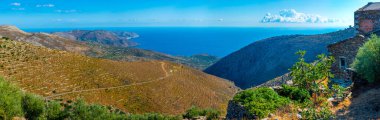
top-left (328, 2), bottom-right (380, 80)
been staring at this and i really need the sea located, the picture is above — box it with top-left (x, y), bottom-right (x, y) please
top-left (24, 27), bottom-right (343, 57)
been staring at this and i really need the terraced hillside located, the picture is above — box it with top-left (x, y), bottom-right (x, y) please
top-left (0, 26), bottom-right (217, 69)
top-left (0, 38), bottom-right (238, 115)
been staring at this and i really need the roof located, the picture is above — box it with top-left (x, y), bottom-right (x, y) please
top-left (357, 2), bottom-right (380, 11)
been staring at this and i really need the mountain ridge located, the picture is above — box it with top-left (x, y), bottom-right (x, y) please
top-left (0, 25), bottom-right (217, 69)
top-left (205, 27), bottom-right (356, 89)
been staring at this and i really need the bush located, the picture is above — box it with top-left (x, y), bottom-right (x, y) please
top-left (278, 85), bottom-right (310, 102)
top-left (300, 101), bottom-right (334, 119)
top-left (233, 87), bottom-right (290, 118)
top-left (183, 106), bottom-right (220, 120)
top-left (22, 94), bottom-right (45, 120)
top-left (127, 113), bottom-right (181, 120)
top-left (0, 77), bottom-right (23, 119)
top-left (352, 34), bottom-right (380, 83)
top-left (45, 100), bottom-right (63, 120)
top-left (63, 99), bottom-right (113, 120)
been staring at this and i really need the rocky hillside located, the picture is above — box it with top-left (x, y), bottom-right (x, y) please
top-left (0, 26), bottom-right (216, 69)
top-left (205, 27), bottom-right (356, 89)
top-left (0, 26), bottom-right (90, 54)
top-left (53, 30), bottom-right (139, 47)
top-left (0, 37), bottom-right (238, 115)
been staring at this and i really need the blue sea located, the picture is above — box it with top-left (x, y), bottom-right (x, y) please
top-left (24, 27), bottom-right (343, 57)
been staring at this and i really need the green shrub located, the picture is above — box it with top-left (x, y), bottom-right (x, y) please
top-left (233, 87), bottom-right (290, 118)
top-left (182, 106), bottom-right (220, 120)
top-left (127, 113), bottom-right (181, 120)
top-left (352, 34), bottom-right (380, 83)
top-left (300, 101), bottom-right (334, 119)
top-left (63, 99), bottom-right (111, 120)
top-left (22, 94), bottom-right (45, 120)
top-left (45, 100), bottom-right (63, 120)
top-left (278, 85), bottom-right (310, 102)
top-left (0, 77), bottom-right (23, 119)
top-left (331, 84), bottom-right (346, 98)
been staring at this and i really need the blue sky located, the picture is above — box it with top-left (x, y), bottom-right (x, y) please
top-left (0, 0), bottom-right (378, 28)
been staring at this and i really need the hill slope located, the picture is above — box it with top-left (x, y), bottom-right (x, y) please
top-left (0, 38), bottom-right (238, 115)
top-left (0, 26), bottom-right (216, 69)
top-left (53, 30), bottom-right (139, 47)
top-left (205, 28), bottom-right (356, 89)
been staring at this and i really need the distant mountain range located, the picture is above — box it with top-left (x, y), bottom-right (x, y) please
top-left (205, 27), bottom-right (356, 89)
top-left (0, 27), bottom-right (238, 114)
top-left (0, 26), bottom-right (217, 70)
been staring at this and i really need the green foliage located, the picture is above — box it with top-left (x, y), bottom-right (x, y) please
top-left (290, 51), bottom-right (334, 91)
top-left (22, 94), bottom-right (45, 120)
top-left (352, 34), bottom-right (380, 83)
top-left (233, 87), bottom-right (290, 118)
top-left (45, 101), bottom-right (62, 120)
top-left (182, 106), bottom-right (220, 120)
top-left (127, 113), bottom-right (182, 120)
top-left (278, 85), bottom-right (310, 102)
top-left (300, 101), bottom-right (334, 120)
top-left (0, 77), bottom-right (23, 119)
top-left (331, 84), bottom-right (346, 98)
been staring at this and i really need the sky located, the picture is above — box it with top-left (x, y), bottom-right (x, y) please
top-left (0, 0), bottom-right (378, 28)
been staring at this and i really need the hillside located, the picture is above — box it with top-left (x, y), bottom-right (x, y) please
top-left (0, 38), bottom-right (238, 115)
top-left (0, 26), bottom-right (216, 70)
top-left (0, 26), bottom-right (90, 54)
top-left (205, 27), bottom-right (356, 89)
top-left (53, 30), bottom-right (139, 47)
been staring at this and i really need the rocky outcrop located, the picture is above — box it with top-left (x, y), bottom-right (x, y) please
top-left (226, 101), bottom-right (257, 120)
top-left (205, 27), bottom-right (356, 89)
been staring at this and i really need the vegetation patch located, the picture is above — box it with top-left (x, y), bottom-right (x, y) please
top-left (352, 34), bottom-right (380, 83)
top-left (233, 87), bottom-right (290, 118)
top-left (182, 106), bottom-right (221, 120)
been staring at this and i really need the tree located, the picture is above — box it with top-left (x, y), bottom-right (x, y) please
top-left (352, 34), bottom-right (380, 83)
top-left (290, 51), bottom-right (334, 91)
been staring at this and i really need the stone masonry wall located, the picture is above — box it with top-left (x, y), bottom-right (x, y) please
top-left (328, 35), bottom-right (367, 79)
top-left (355, 10), bottom-right (380, 34)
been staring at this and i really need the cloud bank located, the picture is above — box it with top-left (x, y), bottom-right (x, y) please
top-left (10, 2), bottom-right (21, 6)
top-left (36, 4), bottom-right (55, 8)
top-left (261, 9), bottom-right (341, 23)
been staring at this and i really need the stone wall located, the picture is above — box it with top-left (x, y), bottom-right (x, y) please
top-left (225, 101), bottom-right (257, 120)
top-left (328, 35), bottom-right (367, 79)
top-left (355, 10), bottom-right (380, 34)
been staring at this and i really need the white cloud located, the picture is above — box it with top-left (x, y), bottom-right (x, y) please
top-left (10, 2), bottom-right (21, 6)
top-left (55, 9), bottom-right (77, 13)
top-left (261, 9), bottom-right (341, 23)
top-left (36, 4), bottom-right (55, 8)
top-left (12, 8), bottom-right (25, 11)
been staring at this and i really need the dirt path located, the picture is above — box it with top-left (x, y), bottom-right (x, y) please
top-left (45, 62), bottom-right (171, 99)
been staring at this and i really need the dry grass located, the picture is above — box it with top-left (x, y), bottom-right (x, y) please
top-left (0, 38), bottom-right (238, 115)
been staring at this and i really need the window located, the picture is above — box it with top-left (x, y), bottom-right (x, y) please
top-left (339, 57), bottom-right (347, 69)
